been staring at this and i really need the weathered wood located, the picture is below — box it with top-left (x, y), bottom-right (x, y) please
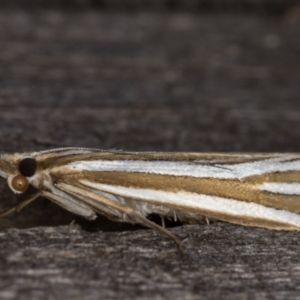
top-left (0, 8), bottom-right (299, 300)
top-left (0, 0), bottom-right (298, 12)
top-left (1, 224), bottom-right (300, 300)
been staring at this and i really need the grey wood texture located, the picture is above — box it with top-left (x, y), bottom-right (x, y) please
top-left (0, 0), bottom-right (298, 12)
top-left (0, 8), bottom-right (299, 300)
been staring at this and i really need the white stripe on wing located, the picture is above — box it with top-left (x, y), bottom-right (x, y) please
top-left (69, 156), bottom-right (300, 179)
top-left (259, 182), bottom-right (300, 195)
top-left (80, 180), bottom-right (300, 227)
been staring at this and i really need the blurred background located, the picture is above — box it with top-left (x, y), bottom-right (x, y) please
top-left (0, 0), bottom-right (299, 229)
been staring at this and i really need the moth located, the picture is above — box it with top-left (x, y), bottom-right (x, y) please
top-left (1, 147), bottom-right (300, 253)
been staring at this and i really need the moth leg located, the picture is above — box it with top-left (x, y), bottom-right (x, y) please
top-left (0, 191), bottom-right (41, 218)
top-left (56, 181), bottom-right (183, 254)
top-left (205, 217), bottom-right (210, 225)
top-left (173, 210), bottom-right (177, 222)
top-left (160, 215), bottom-right (165, 228)
top-left (42, 190), bottom-right (97, 220)
top-left (50, 188), bottom-right (124, 222)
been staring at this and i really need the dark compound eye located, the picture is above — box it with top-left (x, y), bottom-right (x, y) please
top-left (18, 157), bottom-right (37, 177)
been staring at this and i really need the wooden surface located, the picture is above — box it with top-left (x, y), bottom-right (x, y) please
top-left (0, 6), bottom-right (300, 300)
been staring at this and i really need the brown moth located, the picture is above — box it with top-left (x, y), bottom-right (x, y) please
top-left (1, 148), bottom-right (300, 252)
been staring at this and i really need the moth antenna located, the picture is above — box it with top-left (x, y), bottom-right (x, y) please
top-left (0, 191), bottom-right (41, 218)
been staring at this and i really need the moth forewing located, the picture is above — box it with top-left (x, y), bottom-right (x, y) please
top-left (62, 150), bottom-right (300, 230)
top-left (1, 148), bottom-right (300, 252)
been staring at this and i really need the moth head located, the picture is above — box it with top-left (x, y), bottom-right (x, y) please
top-left (0, 154), bottom-right (38, 194)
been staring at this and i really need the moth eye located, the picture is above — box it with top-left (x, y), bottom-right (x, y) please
top-left (11, 175), bottom-right (29, 193)
top-left (18, 157), bottom-right (37, 177)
